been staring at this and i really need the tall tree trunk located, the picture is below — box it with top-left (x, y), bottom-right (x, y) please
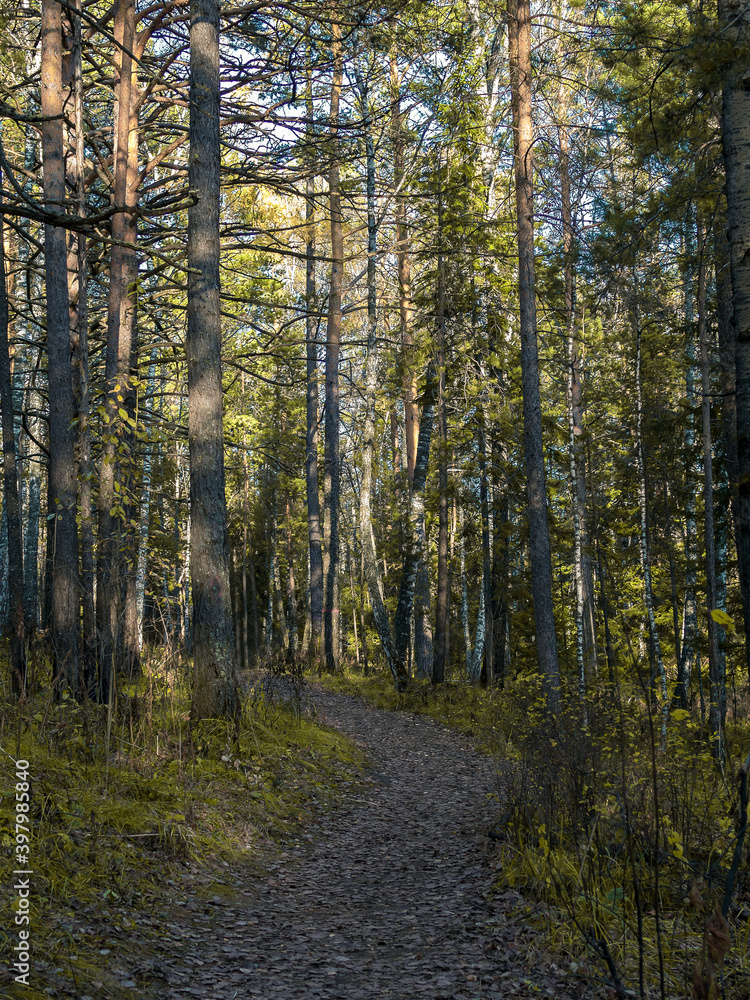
top-left (634, 303), bottom-right (668, 745)
top-left (478, 413), bottom-right (492, 686)
top-left (241, 411), bottom-right (250, 671)
top-left (41, 0), bottom-right (80, 691)
top-left (715, 212), bottom-right (739, 540)
top-left (414, 535), bottom-right (434, 677)
top-left (358, 540), bottom-right (369, 675)
top-left (433, 162), bottom-right (449, 685)
top-left (305, 84), bottom-right (324, 667)
top-left (135, 350), bottom-right (158, 652)
top-left (678, 212), bottom-right (699, 709)
top-left (23, 474), bottom-right (40, 635)
top-left (459, 506), bottom-right (487, 682)
top-left (395, 362), bottom-right (438, 667)
top-left (390, 40), bottom-right (418, 484)
top-left (356, 62), bottom-right (409, 688)
top-left (508, 0), bottom-right (561, 712)
top-left (719, 0), bottom-right (750, 688)
top-left (662, 467), bottom-right (682, 679)
top-left (187, 0), bottom-right (238, 719)
top-left (0, 178), bottom-right (26, 694)
top-left (97, 0), bottom-right (139, 695)
top-left (559, 86), bottom-right (596, 700)
top-left (15, 120), bottom-right (39, 638)
top-left (697, 220), bottom-right (724, 761)
top-left (71, 0), bottom-right (96, 691)
top-left (323, 11), bottom-right (343, 673)
top-left (491, 462), bottom-right (510, 689)
top-left (285, 490), bottom-right (297, 662)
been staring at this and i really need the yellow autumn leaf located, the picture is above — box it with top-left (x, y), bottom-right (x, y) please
top-left (710, 609), bottom-right (735, 630)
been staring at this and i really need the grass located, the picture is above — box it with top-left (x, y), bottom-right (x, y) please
top-left (320, 660), bottom-right (750, 999)
top-left (0, 649), bottom-right (366, 999)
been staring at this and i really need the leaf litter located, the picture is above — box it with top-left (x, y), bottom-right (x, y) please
top-left (118, 689), bottom-right (605, 1000)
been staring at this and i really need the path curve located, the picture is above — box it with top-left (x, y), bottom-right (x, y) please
top-left (160, 690), bottom-right (567, 1000)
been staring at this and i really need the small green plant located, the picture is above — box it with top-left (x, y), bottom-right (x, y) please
top-left (0, 646), bottom-right (365, 998)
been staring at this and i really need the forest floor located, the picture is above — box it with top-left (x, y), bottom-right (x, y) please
top-left (111, 685), bottom-right (601, 1000)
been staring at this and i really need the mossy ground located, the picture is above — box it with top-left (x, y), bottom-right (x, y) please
top-left (320, 662), bottom-right (750, 999)
top-left (0, 651), bottom-right (365, 999)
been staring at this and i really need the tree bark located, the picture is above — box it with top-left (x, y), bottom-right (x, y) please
top-left (719, 0), bottom-right (750, 688)
top-left (715, 212), bottom-right (739, 540)
top-left (395, 362), bottom-right (438, 667)
top-left (42, 0), bottom-right (80, 691)
top-left (97, 0), bottom-right (139, 694)
top-left (0, 177), bottom-right (26, 694)
top-left (355, 64), bottom-right (409, 688)
top-left (323, 11), bottom-right (343, 674)
top-left (285, 490), bottom-right (297, 662)
top-left (697, 219), bottom-right (724, 761)
top-left (433, 167), bottom-right (449, 685)
top-left (478, 413), bottom-right (492, 686)
top-left (72, 0), bottom-right (96, 692)
top-left (390, 40), bottom-right (418, 484)
top-left (135, 350), bottom-right (158, 654)
top-left (187, 0), bottom-right (238, 719)
top-left (634, 303), bottom-right (668, 745)
top-left (559, 86), bottom-right (596, 699)
top-left (508, 0), bottom-right (561, 712)
top-left (305, 80), bottom-right (324, 667)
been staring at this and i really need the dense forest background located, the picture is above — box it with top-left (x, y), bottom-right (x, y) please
top-left (1, 0), bottom-right (750, 996)
top-left (1, 0), bottom-right (749, 730)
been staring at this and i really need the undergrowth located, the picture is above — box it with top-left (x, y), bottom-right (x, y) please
top-left (322, 663), bottom-right (750, 999)
top-left (0, 648), bottom-right (364, 999)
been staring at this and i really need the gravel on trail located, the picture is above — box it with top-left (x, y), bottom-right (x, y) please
top-left (156, 689), bottom-right (585, 1000)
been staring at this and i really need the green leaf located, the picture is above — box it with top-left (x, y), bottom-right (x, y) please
top-left (671, 708), bottom-right (690, 721)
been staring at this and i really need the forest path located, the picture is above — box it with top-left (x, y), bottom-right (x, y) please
top-left (159, 688), bottom-right (572, 1000)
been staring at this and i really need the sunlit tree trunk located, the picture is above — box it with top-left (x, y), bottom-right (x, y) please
top-left (719, 0), bottom-right (750, 688)
top-left (433, 166), bottom-right (449, 685)
top-left (187, 0), bottom-right (238, 718)
top-left (395, 362), bottom-right (438, 670)
top-left (508, 0), bottom-right (560, 712)
top-left (478, 412), bottom-right (492, 686)
top-left (491, 462), bottom-right (510, 689)
top-left (304, 113), bottom-right (324, 669)
top-left (356, 60), bottom-right (409, 688)
top-left (559, 85), bottom-right (595, 702)
top-left (389, 40), bottom-right (418, 483)
top-left (97, 0), bottom-right (139, 694)
top-left (459, 506), bottom-right (486, 682)
top-left (42, 0), bottom-right (80, 691)
top-left (323, 11), bottom-right (343, 673)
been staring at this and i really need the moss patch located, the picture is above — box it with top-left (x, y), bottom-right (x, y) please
top-left (0, 657), bottom-right (365, 999)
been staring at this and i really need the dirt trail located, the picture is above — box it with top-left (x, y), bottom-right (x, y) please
top-left (155, 690), bottom-right (576, 1000)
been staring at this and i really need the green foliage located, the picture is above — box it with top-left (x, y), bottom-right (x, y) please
top-left (0, 650), bottom-right (364, 998)
top-left (326, 663), bottom-right (750, 997)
